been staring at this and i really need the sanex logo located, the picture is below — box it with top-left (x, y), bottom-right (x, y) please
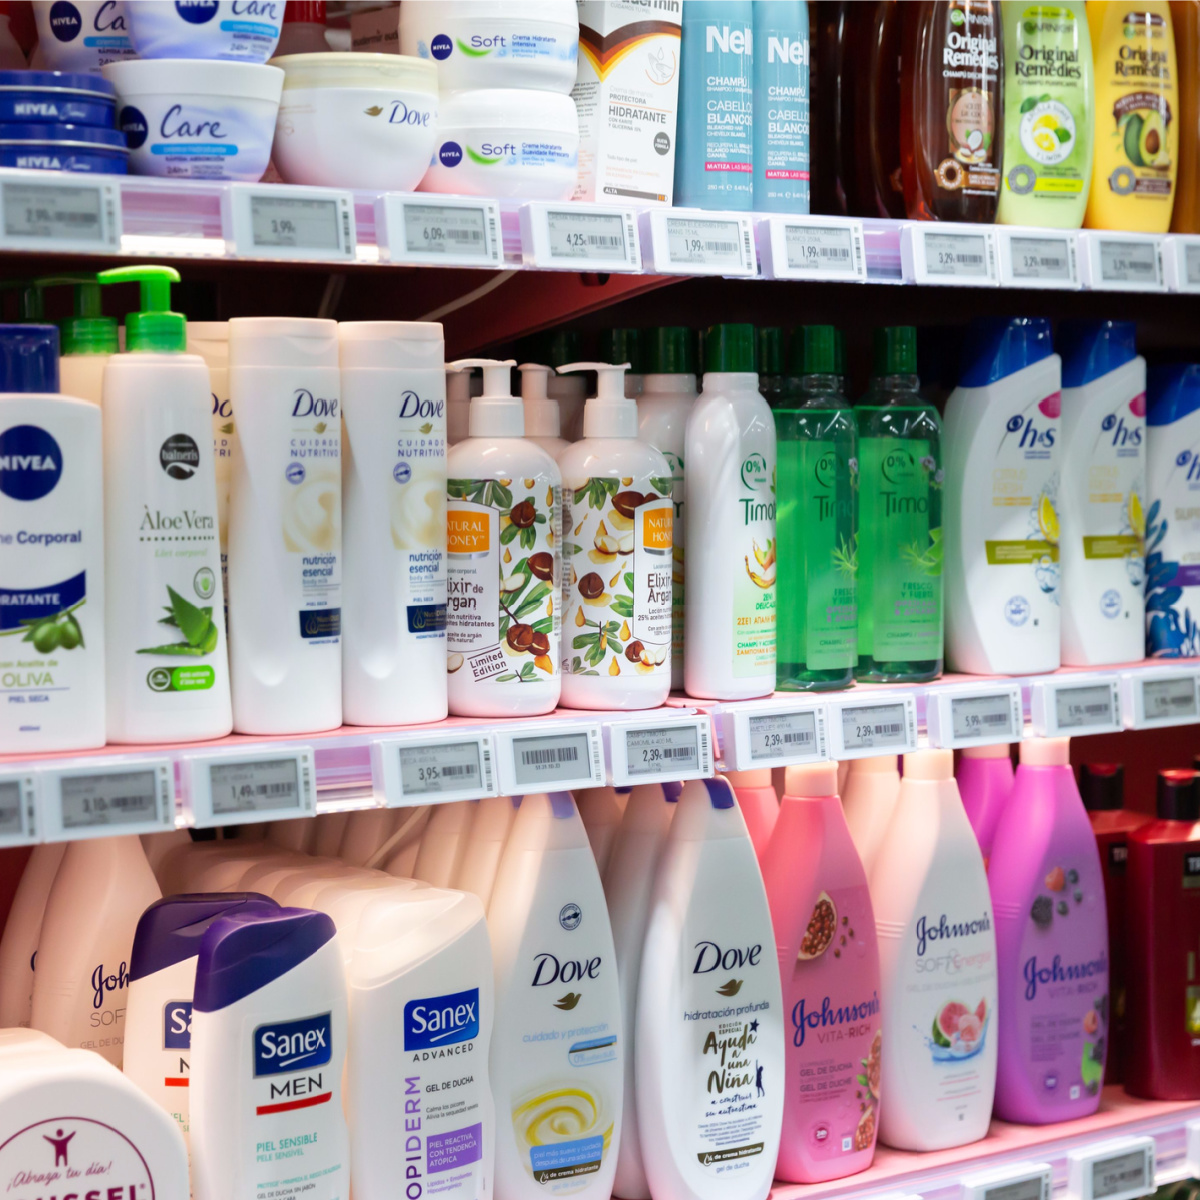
top-left (403, 987), bottom-right (479, 1051)
top-left (254, 1012), bottom-right (332, 1076)
top-left (163, 1000), bottom-right (192, 1050)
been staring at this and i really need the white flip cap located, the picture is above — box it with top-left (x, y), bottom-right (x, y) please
top-left (449, 357), bottom-right (522, 438)
top-left (559, 360), bottom-right (635, 438)
top-left (520, 362), bottom-right (561, 437)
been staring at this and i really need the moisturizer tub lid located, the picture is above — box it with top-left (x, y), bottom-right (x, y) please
top-left (0, 122), bottom-right (128, 149)
top-left (102, 58), bottom-right (286, 103)
top-left (273, 50), bottom-right (437, 93)
top-left (438, 87), bottom-right (578, 131)
top-left (0, 69), bottom-right (116, 98)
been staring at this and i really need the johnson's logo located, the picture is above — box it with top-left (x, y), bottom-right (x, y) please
top-left (791, 992), bottom-right (879, 1047)
top-left (692, 940), bottom-right (763, 973)
top-left (91, 960), bottom-right (129, 1010)
top-left (403, 987), bottom-right (479, 1051)
top-left (163, 1000), bottom-right (192, 1050)
top-left (914, 911), bottom-right (992, 957)
top-left (253, 1012), bottom-right (332, 1076)
top-left (1022, 952), bottom-right (1108, 1001)
top-left (0, 425), bottom-right (62, 501)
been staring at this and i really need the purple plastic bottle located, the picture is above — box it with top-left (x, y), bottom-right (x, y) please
top-left (957, 743), bottom-right (1014, 867)
top-left (989, 737), bottom-right (1109, 1123)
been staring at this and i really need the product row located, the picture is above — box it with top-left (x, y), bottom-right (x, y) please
top-left (0, 739), bottom-right (1195, 1200)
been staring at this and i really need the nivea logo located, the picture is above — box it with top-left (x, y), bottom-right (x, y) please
top-left (791, 992), bottom-right (879, 1047)
top-left (15, 155), bottom-right (62, 170)
top-left (1004, 413), bottom-right (1056, 450)
top-left (120, 105), bottom-right (149, 150)
top-left (387, 100), bottom-right (432, 127)
top-left (1022, 952), bottom-right (1107, 1001)
top-left (291, 389), bottom-right (338, 419)
top-left (914, 911), bottom-right (991, 957)
top-left (0, 425), bottom-right (62, 502)
top-left (403, 987), bottom-right (479, 1051)
top-left (163, 1000), bottom-right (192, 1050)
top-left (706, 23), bottom-right (751, 53)
top-left (1102, 413), bottom-right (1143, 447)
top-left (692, 940), bottom-right (762, 973)
top-left (161, 104), bottom-right (226, 140)
top-left (254, 1013), bottom-right (332, 1076)
top-left (531, 952), bottom-right (601, 985)
top-left (175, 0), bottom-right (219, 23)
top-left (399, 390), bottom-right (444, 420)
top-left (439, 140), bottom-right (463, 168)
top-left (48, 1), bottom-right (82, 41)
top-left (766, 34), bottom-right (807, 64)
top-left (91, 960), bottom-right (129, 1010)
top-left (431, 32), bottom-right (453, 59)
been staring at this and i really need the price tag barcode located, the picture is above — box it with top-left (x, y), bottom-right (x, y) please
top-left (928, 686), bottom-right (1022, 748)
top-left (180, 748), bottom-right (315, 828)
top-left (1187, 243), bottom-right (1200, 286)
top-left (1032, 676), bottom-right (1122, 736)
top-left (999, 231), bottom-right (1078, 287)
top-left (547, 208), bottom-right (631, 263)
top-left (495, 724), bottom-right (604, 794)
top-left (521, 201), bottom-right (641, 272)
top-left (1163, 236), bottom-right (1200, 292)
top-left (609, 715), bottom-right (712, 785)
top-left (1068, 1136), bottom-right (1154, 1200)
top-left (832, 697), bottom-right (917, 758)
top-left (228, 184), bottom-right (355, 260)
top-left (515, 733), bottom-right (587, 782)
top-left (911, 226), bottom-right (998, 285)
top-left (37, 758), bottom-right (175, 839)
top-left (1080, 232), bottom-right (1163, 291)
top-left (954, 695), bottom-right (1016, 739)
top-left (376, 195), bottom-right (502, 267)
top-left (371, 733), bottom-right (498, 805)
top-left (644, 210), bottom-right (756, 277)
top-left (210, 758), bottom-right (301, 816)
top-left (762, 217), bottom-right (867, 282)
top-left (1056, 683), bottom-right (1118, 731)
top-left (1123, 671), bottom-right (1200, 728)
top-left (0, 771), bottom-right (36, 845)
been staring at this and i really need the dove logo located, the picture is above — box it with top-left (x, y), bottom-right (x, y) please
top-left (531, 952), bottom-right (602, 985)
top-left (692, 940), bottom-right (763, 973)
top-left (404, 988), bottom-right (480, 1050)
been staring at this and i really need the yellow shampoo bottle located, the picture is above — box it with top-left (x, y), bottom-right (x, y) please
top-left (1086, 1), bottom-right (1179, 231)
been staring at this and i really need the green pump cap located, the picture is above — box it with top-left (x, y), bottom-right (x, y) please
top-left (35, 274), bottom-right (118, 356)
top-left (758, 327), bottom-right (785, 375)
top-left (705, 323), bottom-right (756, 373)
top-left (835, 329), bottom-right (846, 377)
top-left (872, 326), bottom-right (918, 375)
top-left (599, 327), bottom-right (643, 373)
top-left (644, 326), bottom-right (695, 374)
top-left (790, 325), bottom-right (839, 376)
top-left (97, 265), bottom-right (185, 353)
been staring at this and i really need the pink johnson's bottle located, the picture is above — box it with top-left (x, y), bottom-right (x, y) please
top-left (989, 738), bottom-right (1109, 1123)
top-left (762, 762), bottom-right (882, 1183)
top-left (842, 755), bottom-right (901, 878)
top-left (957, 743), bottom-right (1015, 867)
top-left (728, 769), bottom-right (779, 860)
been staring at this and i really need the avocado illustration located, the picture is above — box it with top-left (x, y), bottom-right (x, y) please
top-left (1139, 110), bottom-right (1169, 168)
top-left (1124, 112), bottom-right (1145, 166)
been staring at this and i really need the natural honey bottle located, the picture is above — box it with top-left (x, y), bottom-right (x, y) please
top-left (901, 0), bottom-right (1004, 222)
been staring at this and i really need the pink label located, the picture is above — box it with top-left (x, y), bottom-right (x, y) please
top-left (764, 170), bottom-right (811, 180)
top-left (705, 161), bottom-right (753, 173)
top-left (0, 1115), bottom-right (155, 1200)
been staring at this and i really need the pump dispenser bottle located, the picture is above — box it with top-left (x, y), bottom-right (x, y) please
top-left (520, 362), bottom-right (570, 459)
top-left (187, 321), bottom-right (233, 606)
top-left (99, 266), bottom-right (232, 743)
top-left (447, 365), bottom-right (471, 446)
top-left (558, 361), bottom-right (674, 709)
top-left (36, 274), bottom-right (118, 406)
top-left (447, 358), bottom-right (562, 717)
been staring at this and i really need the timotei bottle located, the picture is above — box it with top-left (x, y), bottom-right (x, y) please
top-left (957, 743), bottom-right (1015, 865)
top-left (855, 327), bottom-right (943, 682)
top-left (753, 0), bottom-right (810, 213)
top-left (842, 755), bottom-right (901, 878)
top-left (775, 325), bottom-right (857, 691)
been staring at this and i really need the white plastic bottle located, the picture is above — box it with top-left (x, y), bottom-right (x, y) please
top-left (191, 906), bottom-right (349, 1200)
top-left (454, 795), bottom-right (517, 907)
top-left (413, 799), bottom-right (477, 887)
top-left (870, 749), bottom-right (998, 1150)
top-left (1058, 321), bottom-right (1147, 665)
top-left (447, 358), bottom-right (562, 716)
top-left (521, 362), bottom-right (571, 458)
top-left (123, 893), bottom-right (278, 1151)
top-left (31, 835), bottom-right (162, 1068)
top-left (100, 266), bottom-right (232, 743)
top-left (447, 365), bottom-right (472, 447)
top-left (842, 754), bottom-right (901, 879)
top-left (558, 362), bottom-right (674, 709)
top-left (944, 318), bottom-right (1062, 675)
top-left (684, 325), bottom-right (777, 700)
top-left (341, 321), bottom-right (448, 725)
top-left (228, 317), bottom-right (342, 733)
top-left (636, 777), bottom-right (784, 1200)
top-left (0, 842), bottom-right (65, 1026)
top-left (638, 329), bottom-right (698, 690)
top-left (576, 785), bottom-right (628, 876)
top-left (348, 887), bottom-right (495, 1200)
top-left (0, 325), bottom-right (106, 752)
top-left (487, 792), bottom-right (622, 1200)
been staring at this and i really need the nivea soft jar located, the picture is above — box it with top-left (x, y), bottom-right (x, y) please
top-left (126, 0), bottom-right (282, 64)
top-left (0, 123), bottom-right (128, 172)
top-left (0, 69), bottom-right (117, 127)
top-left (103, 59), bottom-right (283, 181)
top-left (420, 88), bottom-right (579, 201)
top-left (271, 52), bottom-right (437, 191)
top-left (400, 0), bottom-right (578, 95)
top-left (32, 0), bottom-right (136, 73)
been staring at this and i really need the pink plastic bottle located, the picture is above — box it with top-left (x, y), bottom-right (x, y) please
top-left (957, 743), bottom-right (1015, 866)
top-left (989, 738), bottom-right (1109, 1123)
top-left (841, 756), bottom-right (901, 877)
top-left (728, 769), bottom-right (779, 859)
top-left (762, 762), bottom-right (882, 1183)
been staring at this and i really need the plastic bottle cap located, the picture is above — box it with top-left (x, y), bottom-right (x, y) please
top-left (705, 323), bottom-right (756, 373)
top-left (228, 317), bottom-right (339, 368)
top-left (599, 328), bottom-right (643, 373)
top-left (835, 329), bottom-right (847, 377)
top-left (789, 325), bottom-right (838, 376)
top-left (873, 326), bottom-right (918, 376)
top-left (129, 893), bottom-right (279, 981)
top-left (724, 769), bottom-right (772, 788)
top-left (643, 326), bottom-right (695, 375)
top-left (337, 321), bottom-right (443, 371)
top-left (0, 324), bottom-right (58, 392)
top-left (785, 762), bottom-right (838, 797)
top-left (548, 791), bottom-right (574, 819)
top-left (35, 274), bottom-right (118, 356)
top-left (1148, 364), bottom-right (1200, 427)
top-left (450, 357), bottom-right (522, 437)
top-left (519, 363), bottom-right (561, 437)
top-left (1019, 737), bottom-right (1070, 767)
top-left (902, 748), bottom-right (953, 781)
top-left (1060, 320), bottom-right (1138, 388)
top-left (446, 366), bottom-right (471, 404)
top-left (519, 328), bottom-right (581, 369)
top-left (559, 361), bottom-right (635, 438)
top-left (960, 317), bottom-right (1054, 387)
top-left (1157, 769), bottom-right (1199, 822)
top-left (848, 755), bottom-right (897, 775)
top-left (98, 264), bottom-right (185, 353)
top-left (758, 326), bottom-right (785, 375)
top-left (1080, 763), bottom-right (1124, 812)
top-left (702, 777), bottom-right (736, 810)
top-left (961, 742), bottom-right (1011, 760)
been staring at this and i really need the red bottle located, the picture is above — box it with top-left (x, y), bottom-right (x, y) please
top-left (1126, 770), bottom-right (1200, 1099)
top-left (1080, 764), bottom-right (1148, 1085)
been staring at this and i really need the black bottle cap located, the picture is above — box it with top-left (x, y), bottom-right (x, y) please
top-left (1158, 769), bottom-right (1199, 821)
top-left (1080, 763), bottom-right (1124, 812)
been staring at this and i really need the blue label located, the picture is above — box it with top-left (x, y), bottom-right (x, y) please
top-left (408, 604), bottom-right (446, 634)
top-left (299, 608), bottom-right (340, 640)
top-left (529, 1136), bottom-right (604, 1177)
top-left (254, 1012), bottom-right (332, 1076)
top-left (439, 141), bottom-right (463, 168)
top-left (176, 0), bottom-right (219, 23)
top-left (48, 0), bottom-right (82, 41)
top-left (431, 33), bottom-right (453, 59)
top-left (403, 987), bottom-right (480, 1050)
top-left (163, 1000), bottom-right (192, 1050)
top-left (0, 426), bottom-right (62, 501)
top-left (120, 105), bottom-right (148, 150)
top-left (0, 571), bottom-right (86, 632)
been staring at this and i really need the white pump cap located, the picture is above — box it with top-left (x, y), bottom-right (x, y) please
top-left (559, 361), bottom-right (634, 438)
top-left (449, 357), bottom-right (522, 438)
top-left (520, 363), bottom-right (561, 437)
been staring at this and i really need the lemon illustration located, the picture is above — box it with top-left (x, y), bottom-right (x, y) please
top-left (1033, 114), bottom-right (1060, 132)
top-left (1034, 129), bottom-right (1058, 154)
top-left (1129, 492), bottom-right (1145, 538)
top-left (1039, 494), bottom-right (1060, 544)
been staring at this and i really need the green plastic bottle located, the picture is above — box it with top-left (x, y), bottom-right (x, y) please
top-left (758, 326), bottom-right (787, 408)
top-left (855, 326), bottom-right (943, 682)
top-left (775, 326), bottom-right (858, 691)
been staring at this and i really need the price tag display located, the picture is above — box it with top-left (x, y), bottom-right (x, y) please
top-left (760, 216), bottom-right (866, 281)
top-left (376, 194), bottom-right (502, 268)
top-left (1122, 670), bottom-right (1200, 728)
top-left (830, 697), bottom-right (918, 760)
top-left (1079, 232), bottom-right (1163, 291)
top-left (227, 184), bottom-right (355, 260)
top-left (1068, 1136), bottom-right (1155, 1200)
top-left (714, 701), bottom-right (829, 770)
top-left (0, 770), bottom-right (37, 846)
top-left (495, 723), bottom-right (604, 795)
top-left (962, 1163), bottom-right (1051, 1200)
top-left (927, 686), bottom-right (1023, 749)
top-left (181, 747), bottom-right (316, 828)
top-left (607, 715), bottom-right (713, 785)
top-left (750, 710), bottom-right (822, 761)
top-left (1163, 236), bottom-right (1200, 292)
top-left (371, 732), bottom-right (497, 806)
top-left (520, 203), bottom-right (641, 272)
top-left (1031, 676), bottom-right (1122, 736)
top-left (642, 209), bottom-right (757, 277)
top-left (905, 225), bottom-right (998, 286)
top-left (39, 757), bottom-right (174, 840)
top-left (998, 230), bottom-right (1078, 288)
top-left (0, 172), bottom-right (121, 253)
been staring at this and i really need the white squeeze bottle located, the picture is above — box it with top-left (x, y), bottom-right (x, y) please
top-left (1058, 320), bottom-right (1147, 665)
top-left (339, 807), bottom-right (397, 867)
top-left (413, 799), bottom-right (476, 887)
top-left (454, 795), bottom-right (517, 906)
top-left (99, 265), bottom-right (232, 743)
top-left (31, 835), bottom-right (162, 1068)
top-left (576, 785), bottom-right (628, 876)
top-left (603, 782), bottom-right (677, 1200)
top-left (636, 777), bottom-right (784, 1200)
top-left (944, 318), bottom-right (1062, 675)
top-left (340, 322), bottom-right (448, 725)
top-left (684, 324), bottom-right (777, 700)
top-left (558, 362), bottom-right (674, 709)
top-left (870, 749), bottom-right (998, 1150)
top-left (841, 755), bottom-right (901, 878)
top-left (521, 362), bottom-right (571, 458)
top-left (191, 906), bottom-right (349, 1200)
top-left (37, 274), bottom-right (119, 406)
top-left (487, 792), bottom-right (623, 1200)
top-left (447, 359), bottom-right (562, 716)
top-left (0, 842), bottom-right (65, 1026)
top-left (227, 317), bottom-right (343, 733)
top-left (0, 324), bottom-right (106, 752)
top-left (447, 365), bottom-right (472, 447)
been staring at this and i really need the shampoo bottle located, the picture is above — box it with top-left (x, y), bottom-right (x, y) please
top-left (37, 273), bottom-right (118, 406)
top-left (637, 777), bottom-right (783, 1200)
top-left (989, 738), bottom-right (1109, 1121)
top-left (520, 363), bottom-right (570, 459)
top-left (99, 266), bottom-right (231, 743)
top-left (340, 321), bottom-right (448, 725)
top-left (957, 743), bottom-right (1015, 865)
top-left (762, 762), bottom-right (881, 1183)
top-left (558, 362), bottom-right (674, 709)
top-left (870, 749), bottom-right (998, 1150)
top-left (0, 842), bottom-right (64, 1026)
top-left (684, 324), bottom-right (778, 700)
top-left (841, 755), bottom-right (901, 878)
top-left (752, 0), bottom-right (810, 213)
top-left (447, 358), bottom-right (562, 716)
top-left (727, 769), bottom-right (779, 859)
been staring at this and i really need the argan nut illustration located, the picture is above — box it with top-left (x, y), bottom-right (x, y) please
top-left (447, 652), bottom-right (464, 673)
top-left (625, 640), bottom-right (645, 663)
top-left (618, 532), bottom-right (634, 555)
top-left (579, 572), bottom-right (604, 600)
top-left (613, 490), bottom-right (643, 517)
top-left (531, 630), bottom-right (551, 656)
top-left (506, 623), bottom-right (535, 652)
top-left (500, 571), bottom-right (526, 593)
top-left (524, 478), bottom-right (536, 488)
top-left (529, 552), bottom-right (554, 581)
top-left (509, 499), bottom-right (536, 528)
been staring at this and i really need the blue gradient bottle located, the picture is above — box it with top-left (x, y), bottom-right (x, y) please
top-left (753, 0), bottom-right (810, 212)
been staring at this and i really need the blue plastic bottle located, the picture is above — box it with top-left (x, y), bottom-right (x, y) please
top-left (753, 0), bottom-right (810, 213)
top-left (675, 0), bottom-right (754, 211)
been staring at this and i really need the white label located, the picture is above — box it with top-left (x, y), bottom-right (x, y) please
top-left (784, 223), bottom-right (864, 278)
top-left (1092, 1152), bottom-right (1150, 1200)
top-left (953, 692), bottom-right (1019, 742)
top-left (1007, 234), bottom-right (1076, 284)
top-left (1, 177), bottom-right (119, 251)
top-left (209, 757), bottom-right (303, 816)
top-left (229, 185), bottom-right (355, 260)
top-left (61, 767), bottom-right (162, 829)
top-left (0, 772), bottom-right (35, 843)
top-left (1099, 239), bottom-right (1160, 286)
top-left (547, 208), bottom-right (631, 263)
top-left (749, 710), bottom-right (821, 761)
top-left (405, 202), bottom-right (492, 259)
top-left (1069, 1138), bottom-right (1155, 1200)
top-left (1055, 682), bottom-right (1117, 730)
top-left (399, 739), bottom-right (492, 798)
top-left (924, 229), bottom-right (995, 280)
top-left (512, 731), bottom-right (596, 789)
top-left (624, 724), bottom-right (701, 778)
top-left (665, 215), bottom-right (753, 272)
top-left (0, 1118), bottom-right (154, 1200)
top-left (839, 701), bottom-right (914, 753)
top-left (1142, 675), bottom-right (1198, 722)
